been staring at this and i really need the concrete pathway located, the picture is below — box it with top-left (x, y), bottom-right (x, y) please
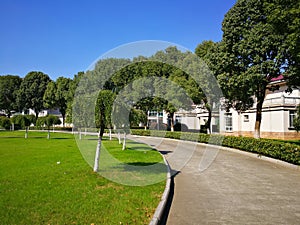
top-left (129, 135), bottom-right (300, 225)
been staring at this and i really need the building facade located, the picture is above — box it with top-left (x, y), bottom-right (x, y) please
top-left (150, 77), bottom-right (300, 140)
top-left (218, 78), bottom-right (300, 139)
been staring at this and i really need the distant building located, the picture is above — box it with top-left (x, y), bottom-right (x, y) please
top-left (147, 76), bottom-right (300, 139)
top-left (218, 76), bottom-right (300, 139)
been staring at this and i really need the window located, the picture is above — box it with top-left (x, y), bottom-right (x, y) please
top-left (289, 110), bottom-right (296, 128)
top-left (149, 111), bottom-right (157, 117)
top-left (244, 115), bottom-right (249, 122)
top-left (225, 113), bottom-right (232, 131)
top-left (149, 111), bottom-right (163, 117)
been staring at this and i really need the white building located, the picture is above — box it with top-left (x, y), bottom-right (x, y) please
top-left (218, 76), bottom-right (300, 139)
top-left (148, 76), bottom-right (300, 140)
top-left (27, 108), bottom-right (69, 127)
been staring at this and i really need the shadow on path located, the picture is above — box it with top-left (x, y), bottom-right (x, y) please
top-left (159, 169), bottom-right (180, 225)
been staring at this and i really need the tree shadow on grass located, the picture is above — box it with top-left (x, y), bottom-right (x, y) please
top-left (50, 137), bottom-right (72, 140)
top-left (126, 146), bottom-right (156, 151)
top-left (98, 160), bottom-right (169, 186)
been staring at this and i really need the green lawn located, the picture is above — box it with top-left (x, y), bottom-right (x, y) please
top-left (0, 131), bottom-right (166, 225)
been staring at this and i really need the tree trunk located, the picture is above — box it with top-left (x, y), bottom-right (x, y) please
top-left (109, 128), bottom-right (112, 140)
top-left (118, 131), bottom-right (121, 144)
top-left (254, 88), bottom-right (266, 139)
top-left (238, 111), bottom-right (241, 136)
top-left (35, 111), bottom-right (39, 121)
top-left (25, 127), bottom-right (28, 139)
top-left (93, 127), bottom-right (104, 172)
top-left (207, 108), bottom-right (212, 134)
top-left (79, 128), bottom-right (82, 140)
top-left (62, 113), bottom-right (65, 127)
top-left (47, 129), bottom-right (50, 139)
top-left (254, 106), bottom-right (263, 139)
top-left (122, 132), bottom-right (126, 150)
top-left (169, 112), bottom-right (174, 132)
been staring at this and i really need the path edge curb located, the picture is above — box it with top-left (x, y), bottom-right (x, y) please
top-left (149, 155), bottom-right (171, 225)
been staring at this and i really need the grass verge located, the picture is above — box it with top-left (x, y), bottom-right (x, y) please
top-left (0, 131), bottom-right (166, 225)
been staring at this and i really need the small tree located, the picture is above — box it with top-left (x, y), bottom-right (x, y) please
top-left (37, 115), bottom-right (61, 139)
top-left (94, 90), bottom-right (115, 172)
top-left (11, 115), bottom-right (31, 138)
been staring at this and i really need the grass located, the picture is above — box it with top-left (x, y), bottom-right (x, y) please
top-left (0, 131), bottom-right (166, 225)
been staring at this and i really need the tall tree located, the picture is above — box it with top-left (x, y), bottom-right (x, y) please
top-left (44, 77), bottom-right (72, 126)
top-left (219, 0), bottom-right (292, 138)
top-left (0, 75), bottom-right (22, 117)
top-left (17, 71), bottom-right (51, 119)
top-left (267, 0), bottom-right (300, 90)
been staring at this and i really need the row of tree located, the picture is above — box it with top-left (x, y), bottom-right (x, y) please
top-left (0, 0), bottom-right (299, 140)
top-left (0, 71), bottom-right (83, 126)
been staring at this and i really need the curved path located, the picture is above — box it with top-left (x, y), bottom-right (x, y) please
top-left (129, 135), bottom-right (300, 225)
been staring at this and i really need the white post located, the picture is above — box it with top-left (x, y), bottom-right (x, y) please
top-left (93, 129), bottom-right (102, 172)
top-left (238, 111), bottom-right (241, 136)
top-left (118, 131), bottom-right (121, 144)
top-left (109, 128), bottom-right (112, 140)
top-left (122, 132), bottom-right (126, 150)
top-left (25, 127), bottom-right (28, 139)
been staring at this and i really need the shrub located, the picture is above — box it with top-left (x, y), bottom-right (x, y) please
top-left (36, 115), bottom-right (61, 129)
top-left (130, 129), bottom-right (300, 165)
top-left (11, 115), bottom-right (31, 129)
top-left (0, 116), bottom-right (11, 130)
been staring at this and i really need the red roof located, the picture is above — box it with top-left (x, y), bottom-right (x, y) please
top-left (270, 74), bottom-right (284, 82)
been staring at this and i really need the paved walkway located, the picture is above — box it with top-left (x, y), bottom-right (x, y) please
top-left (129, 135), bottom-right (300, 225)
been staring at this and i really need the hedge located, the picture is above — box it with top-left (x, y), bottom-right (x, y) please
top-left (130, 129), bottom-right (300, 165)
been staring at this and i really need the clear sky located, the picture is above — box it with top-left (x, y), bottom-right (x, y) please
top-left (0, 0), bottom-right (236, 80)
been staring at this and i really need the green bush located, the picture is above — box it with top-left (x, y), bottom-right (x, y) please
top-left (11, 115), bottom-right (31, 129)
top-left (130, 129), bottom-right (300, 165)
top-left (36, 115), bottom-right (61, 129)
top-left (0, 116), bottom-right (11, 130)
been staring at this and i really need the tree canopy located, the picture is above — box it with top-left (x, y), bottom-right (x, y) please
top-left (0, 75), bottom-right (22, 117)
top-left (17, 71), bottom-right (51, 119)
top-left (215, 0), bottom-right (298, 138)
top-left (44, 77), bottom-right (72, 126)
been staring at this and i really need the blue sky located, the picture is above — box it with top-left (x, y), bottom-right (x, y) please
top-left (0, 0), bottom-right (236, 80)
